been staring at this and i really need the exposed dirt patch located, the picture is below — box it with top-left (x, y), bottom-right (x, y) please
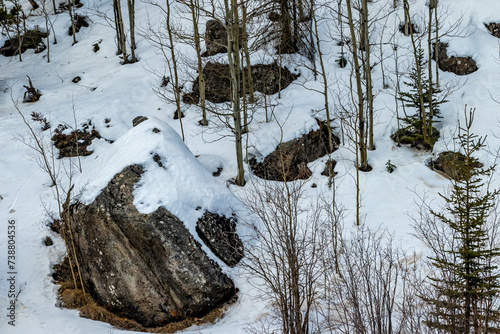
top-left (250, 121), bottom-right (339, 181)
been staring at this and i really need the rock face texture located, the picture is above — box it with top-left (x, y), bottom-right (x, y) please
top-left (203, 20), bottom-right (228, 57)
top-left (196, 211), bottom-right (244, 267)
top-left (434, 42), bottom-right (478, 76)
top-left (183, 62), bottom-right (299, 104)
top-left (250, 122), bottom-right (339, 181)
top-left (486, 22), bottom-right (500, 38)
top-left (69, 165), bottom-right (236, 327)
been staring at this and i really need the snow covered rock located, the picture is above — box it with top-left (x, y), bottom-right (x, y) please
top-left (68, 164), bottom-right (236, 327)
top-left (250, 121), bottom-right (339, 181)
top-left (433, 42), bottom-right (478, 76)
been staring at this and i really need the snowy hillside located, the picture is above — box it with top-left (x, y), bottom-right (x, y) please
top-left (2, 0), bottom-right (500, 333)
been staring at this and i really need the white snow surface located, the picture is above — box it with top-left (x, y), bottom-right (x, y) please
top-left (1, 0), bottom-right (500, 333)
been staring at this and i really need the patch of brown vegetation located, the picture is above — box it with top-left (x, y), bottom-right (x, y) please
top-left (51, 124), bottom-right (101, 158)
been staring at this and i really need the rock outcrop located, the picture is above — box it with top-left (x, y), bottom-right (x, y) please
top-left (183, 62), bottom-right (298, 104)
top-left (196, 211), bottom-right (244, 267)
top-left (68, 165), bottom-right (236, 327)
top-left (486, 22), bottom-right (500, 38)
top-left (203, 20), bottom-right (227, 57)
top-left (434, 42), bottom-right (478, 76)
top-left (250, 121), bottom-right (339, 181)
top-left (0, 29), bottom-right (48, 57)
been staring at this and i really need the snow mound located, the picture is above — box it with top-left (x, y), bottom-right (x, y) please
top-left (76, 116), bottom-right (237, 231)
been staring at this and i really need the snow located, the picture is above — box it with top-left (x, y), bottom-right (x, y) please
top-left (2, 0), bottom-right (500, 332)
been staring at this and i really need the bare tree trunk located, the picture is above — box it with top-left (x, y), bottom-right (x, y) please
top-left (113, 0), bottom-right (123, 53)
top-left (403, 0), bottom-right (409, 36)
top-left (16, 14), bottom-right (22, 62)
top-left (166, 0), bottom-right (184, 141)
top-left (116, 0), bottom-right (128, 63)
top-left (427, 2), bottom-right (434, 133)
top-left (127, 0), bottom-right (137, 62)
top-left (346, 0), bottom-right (369, 171)
top-left (242, 2), bottom-right (254, 104)
top-left (43, 1), bottom-right (50, 62)
top-left (311, 0), bottom-right (334, 152)
top-left (226, 0), bottom-right (245, 186)
top-left (361, 0), bottom-right (375, 151)
top-left (189, 0), bottom-right (207, 125)
top-left (434, 0), bottom-right (439, 87)
top-left (68, 0), bottom-right (77, 44)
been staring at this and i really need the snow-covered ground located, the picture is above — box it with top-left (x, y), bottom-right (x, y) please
top-left (1, 0), bottom-right (500, 333)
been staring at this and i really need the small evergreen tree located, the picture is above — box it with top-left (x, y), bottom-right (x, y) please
top-left (422, 108), bottom-right (500, 333)
top-left (395, 47), bottom-right (447, 148)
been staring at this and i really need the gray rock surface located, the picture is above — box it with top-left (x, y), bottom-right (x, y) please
top-left (196, 211), bottom-right (244, 267)
top-left (203, 20), bottom-right (227, 57)
top-left (68, 165), bottom-right (236, 327)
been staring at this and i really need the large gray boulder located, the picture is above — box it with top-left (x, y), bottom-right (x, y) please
top-left (69, 164), bottom-right (236, 327)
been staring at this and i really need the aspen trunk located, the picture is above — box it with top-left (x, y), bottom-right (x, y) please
top-left (311, 0), bottom-right (334, 152)
top-left (346, 0), bottom-right (369, 171)
top-left (116, 0), bottom-right (128, 63)
top-left (68, 0), bottom-right (77, 44)
top-left (127, 0), bottom-right (137, 62)
top-left (362, 0), bottom-right (375, 150)
top-left (427, 4), bottom-right (434, 137)
top-left (189, 0), bottom-right (207, 125)
top-left (226, 0), bottom-right (245, 186)
top-left (242, 2), bottom-right (254, 104)
top-left (166, 0), bottom-right (184, 141)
